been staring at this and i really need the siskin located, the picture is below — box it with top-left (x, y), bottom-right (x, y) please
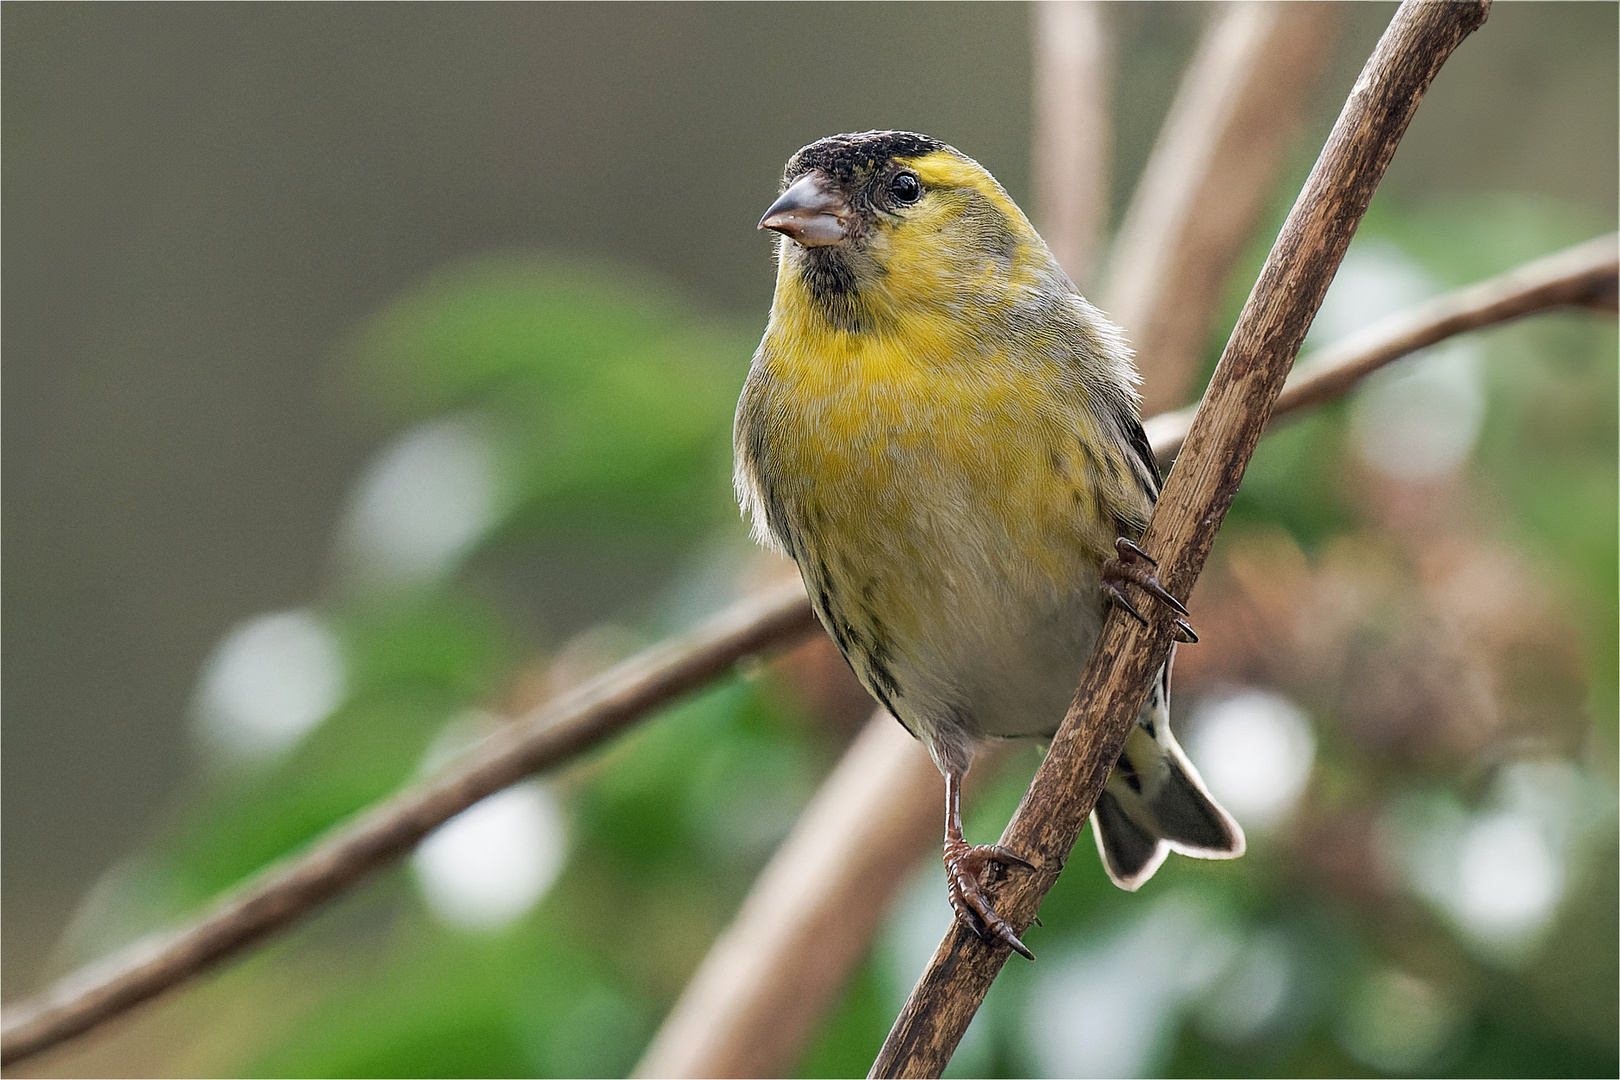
top-left (734, 131), bottom-right (1243, 958)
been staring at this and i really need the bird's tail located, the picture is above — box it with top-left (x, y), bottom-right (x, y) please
top-left (1090, 662), bottom-right (1245, 891)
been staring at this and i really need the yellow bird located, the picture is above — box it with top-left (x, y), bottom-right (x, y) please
top-left (734, 131), bottom-right (1243, 957)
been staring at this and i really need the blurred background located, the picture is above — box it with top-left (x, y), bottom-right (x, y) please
top-left (4, 3), bottom-right (1615, 1077)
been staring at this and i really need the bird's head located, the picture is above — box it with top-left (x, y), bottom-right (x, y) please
top-left (760, 130), bottom-right (1054, 335)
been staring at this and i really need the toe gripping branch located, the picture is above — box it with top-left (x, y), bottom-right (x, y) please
top-left (1102, 537), bottom-right (1198, 643)
top-left (945, 838), bottom-right (1036, 960)
top-left (944, 769), bottom-right (1036, 960)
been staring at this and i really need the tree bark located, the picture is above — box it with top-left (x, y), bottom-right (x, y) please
top-left (869, 3), bottom-right (1491, 1075)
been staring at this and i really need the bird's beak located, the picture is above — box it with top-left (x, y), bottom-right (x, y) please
top-left (759, 172), bottom-right (851, 247)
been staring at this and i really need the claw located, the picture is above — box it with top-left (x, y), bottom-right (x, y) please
top-left (990, 845), bottom-right (1035, 871)
top-left (946, 842), bottom-right (1037, 960)
top-left (948, 890), bottom-right (987, 939)
top-left (1173, 618), bottom-right (1199, 644)
top-left (1104, 537), bottom-right (1193, 621)
top-left (1115, 536), bottom-right (1157, 566)
top-left (1102, 580), bottom-right (1148, 626)
top-left (1138, 575), bottom-right (1190, 617)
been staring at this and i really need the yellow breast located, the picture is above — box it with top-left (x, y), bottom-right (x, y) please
top-left (750, 301), bottom-right (1124, 641)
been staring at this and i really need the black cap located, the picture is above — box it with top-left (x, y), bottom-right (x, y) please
top-left (784, 130), bottom-right (947, 185)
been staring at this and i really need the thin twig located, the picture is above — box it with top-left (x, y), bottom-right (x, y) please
top-left (1105, 1), bottom-right (1341, 415)
top-left (1143, 231), bottom-right (1620, 462)
top-left (869, 3), bottom-right (1490, 1075)
top-left (630, 231), bottom-right (1614, 1080)
top-left (10, 132), bottom-right (1605, 1080)
top-left (0, 579), bottom-right (821, 1067)
top-left (1032, 0), bottom-right (1110, 289)
top-left (12, 234), bottom-right (1605, 1076)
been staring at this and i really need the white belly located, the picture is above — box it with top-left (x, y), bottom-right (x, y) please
top-left (792, 489), bottom-right (1109, 772)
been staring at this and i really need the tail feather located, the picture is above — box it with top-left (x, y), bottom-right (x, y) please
top-left (1152, 739), bottom-right (1245, 857)
top-left (1093, 787), bottom-right (1171, 891)
top-left (1091, 660), bottom-right (1245, 890)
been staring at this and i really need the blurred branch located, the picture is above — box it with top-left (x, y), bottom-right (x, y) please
top-left (6, 168), bottom-right (1591, 1080)
top-left (16, 29), bottom-right (1609, 1067)
top-left (870, 2), bottom-right (1490, 1075)
top-left (1104, 1), bottom-right (1340, 415)
top-left (1144, 231), bottom-right (1620, 462)
top-left (0, 579), bottom-right (820, 1068)
top-left (9, 223), bottom-right (1590, 1071)
top-left (634, 717), bottom-right (943, 1079)
top-left (1032, 0), bottom-right (1110, 288)
top-left (627, 239), bottom-right (1615, 1080)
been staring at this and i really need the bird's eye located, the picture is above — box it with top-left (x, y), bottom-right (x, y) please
top-left (890, 172), bottom-right (922, 205)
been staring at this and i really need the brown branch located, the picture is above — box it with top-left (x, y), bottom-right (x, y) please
top-left (0, 578), bottom-right (820, 1068)
top-left (8, 189), bottom-right (1594, 1080)
top-left (627, 237), bottom-right (1616, 1080)
top-left (1032, 0), bottom-right (1110, 288)
top-left (633, 716), bottom-right (942, 1079)
top-left (1104, 1), bottom-right (1341, 415)
top-left (13, 219), bottom-right (1598, 1070)
top-left (16, 49), bottom-right (1606, 1068)
top-left (632, 233), bottom-right (1615, 1080)
top-left (869, 3), bottom-right (1490, 1076)
top-left (1143, 231), bottom-right (1620, 462)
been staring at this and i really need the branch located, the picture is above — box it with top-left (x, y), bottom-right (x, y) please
top-left (629, 231), bottom-right (1615, 1080)
top-left (13, 88), bottom-right (1608, 1078)
top-left (633, 716), bottom-right (942, 1079)
top-left (1032, 0), bottom-right (1110, 288)
top-left (1143, 231), bottom-right (1620, 462)
top-left (869, 3), bottom-right (1490, 1076)
top-left (8, 211), bottom-right (1597, 1080)
top-left (0, 579), bottom-right (820, 1067)
top-left (1105, 1), bottom-right (1341, 415)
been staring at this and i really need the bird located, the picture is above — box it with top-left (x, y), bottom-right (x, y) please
top-left (733, 130), bottom-right (1243, 958)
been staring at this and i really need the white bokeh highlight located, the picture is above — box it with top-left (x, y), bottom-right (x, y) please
top-left (194, 609), bottom-right (346, 761)
top-left (1306, 239), bottom-right (1488, 482)
top-left (341, 415), bottom-right (502, 589)
top-left (1387, 759), bottom-right (1598, 963)
top-left (1309, 239), bottom-right (1438, 344)
top-left (1023, 895), bottom-right (1234, 1078)
top-left (412, 782), bottom-right (567, 931)
top-left (1186, 690), bottom-right (1316, 832)
top-left (1194, 929), bottom-right (1297, 1045)
top-left (1351, 340), bottom-right (1487, 481)
top-left (1452, 811), bottom-right (1562, 940)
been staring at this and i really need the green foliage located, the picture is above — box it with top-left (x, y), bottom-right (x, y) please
top-left (1226, 406), bottom-right (1358, 551)
top-left (163, 596), bottom-right (510, 904)
top-left (346, 259), bottom-right (751, 545)
top-left (219, 671), bottom-right (825, 1079)
top-left (83, 203), bottom-right (1615, 1078)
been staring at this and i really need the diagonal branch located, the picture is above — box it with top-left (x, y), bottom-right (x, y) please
top-left (1143, 231), bottom-right (1620, 462)
top-left (0, 579), bottom-right (820, 1067)
top-left (11, 227), bottom-right (1608, 1073)
top-left (869, 2), bottom-right (1491, 1075)
top-left (631, 232), bottom-right (1613, 1080)
top-left (633, 715), bottom-right (944, 1080)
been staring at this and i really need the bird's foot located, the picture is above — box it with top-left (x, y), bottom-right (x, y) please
top-left (944, 838), bottom-right (1035, 960)
top-left (1102, 537), bottom-right (1198, 643)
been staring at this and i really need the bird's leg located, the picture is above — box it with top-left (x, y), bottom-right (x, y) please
top-left (1102, 537), bottom-right (1199, 643)
top-left (943, 767), bottom-right (1035, 960)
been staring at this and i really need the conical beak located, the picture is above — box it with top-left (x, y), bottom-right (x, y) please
top-left (759, 172), bottom-right (851, 247)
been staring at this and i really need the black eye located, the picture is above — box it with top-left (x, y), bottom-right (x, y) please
top-left (890, 172), bottom-right (922, 205)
